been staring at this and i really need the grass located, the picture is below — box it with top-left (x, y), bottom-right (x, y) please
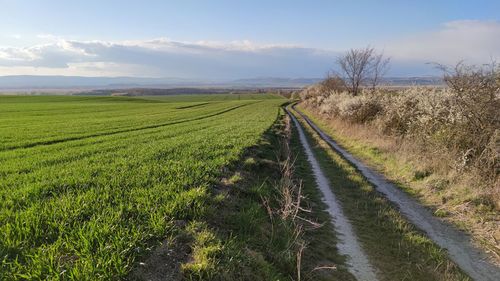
top-left (296, 105), bottom-right (417, 195)
top-left (139, 93), bottom-right (284, 102)
top-left (291, 107), bottom-right (470, 281)
top-left (288, 118), bottom-right (355, 281)
top-left (177, 110), bottom-right (355, 280)
top-left (0, 94), bottom-right (286, 279)
top-left (1, 94), bottom-right (352, 280)
top-left (1, 93), bottom-right (475, 279)
top-left (297, 104), bottom-right (500, 261)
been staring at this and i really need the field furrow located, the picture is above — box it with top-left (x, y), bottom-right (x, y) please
top-left (0, 95), bottom-right (284, 280)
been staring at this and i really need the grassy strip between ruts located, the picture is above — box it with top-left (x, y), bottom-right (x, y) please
top-left (296, 103), bottom-right (500, 262)
top-left (130, 108), bottom-right (355, 280)
top-left (290, 107), bottom-right (470, 281)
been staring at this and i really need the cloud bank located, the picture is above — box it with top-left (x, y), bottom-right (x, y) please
top-left (385, 20), bottom-right (500, 75)
top-left (0, 39), bottom-right (337, 78)
top-left (0, 20), bottom-right (499, 78)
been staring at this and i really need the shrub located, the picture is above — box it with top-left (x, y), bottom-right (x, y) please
top-left (300, 62), bottom-right (500, 180)
top-left (336, 93), bottom-right (383, 123)
top-left (320, 75), bottom-right (346, 93)
top-left (439, 63), bottom-right (499, 176)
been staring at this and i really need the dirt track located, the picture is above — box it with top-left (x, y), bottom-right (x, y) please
top-left (290, 105), bottom-right (500, 281)
top-left (287, 106), bottom-right (378, 281)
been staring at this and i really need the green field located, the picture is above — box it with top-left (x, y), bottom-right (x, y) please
top-left (0, 94), bottom-right (286, 279)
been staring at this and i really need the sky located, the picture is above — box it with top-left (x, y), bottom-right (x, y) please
top-left (0, 0), bottom-right (499, 79)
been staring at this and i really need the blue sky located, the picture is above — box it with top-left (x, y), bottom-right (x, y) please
top-left (0, 0), bottom-right (499, 78)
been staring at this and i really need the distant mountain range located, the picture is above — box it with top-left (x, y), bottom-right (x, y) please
top-left (0, 75), bottom-right (443, 91)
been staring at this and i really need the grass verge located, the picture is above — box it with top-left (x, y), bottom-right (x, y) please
top-left (292, 107), bottom-right (470, 281)
top-left (297, 104), bottom-right (500, 263)
top-left (131, 108), bottom-right (354, 280)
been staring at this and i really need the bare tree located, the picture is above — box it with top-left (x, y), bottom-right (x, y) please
top-left (369, 51), bottom-right (391, 91)
top-left (336, 46), bottom-right (390, 95)
top-left (336, 47), bottom-right (373, 96)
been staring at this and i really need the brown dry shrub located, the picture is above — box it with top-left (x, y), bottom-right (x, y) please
top-left (320, 75), bottom-right (346, 93)
top-left (300, 62), bottom-right (500, 182)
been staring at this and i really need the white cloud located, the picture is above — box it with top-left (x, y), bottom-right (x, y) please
top-left (1, 20), bottom-right (499, 78)
top-left (386, 20), bottom-right (500, 65)
top-left (0, 38), bottom-right (336, 78)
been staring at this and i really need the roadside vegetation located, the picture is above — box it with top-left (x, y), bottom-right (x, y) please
top-left (290, 107), bottom-right (469, 280)
top-left (0, 94), bottom-right (350, 280)
top-left (169, 111), bottom-right (354, 281)
top-left (296, 50), bottom-right (500, 262)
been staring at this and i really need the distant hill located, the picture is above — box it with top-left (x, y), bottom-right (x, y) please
top-left (0, 76), bottom-right (199, 89)
top-left (0, 75), bottom-right (443, 91)
top-left (230, 77), bottom-right (322, 87)
top-left (383, 76), bottom-right (444, 86)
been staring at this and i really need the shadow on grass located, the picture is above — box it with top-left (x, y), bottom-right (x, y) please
top-left (129, 105), bottom-right (354, 281)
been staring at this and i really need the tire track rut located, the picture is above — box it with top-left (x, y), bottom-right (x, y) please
top-left (2, 102), bottom-right (258, 152)
top-left (293, 105), bottom-right (500, 281)
top-left (287, 106), bottom-right (378, 281)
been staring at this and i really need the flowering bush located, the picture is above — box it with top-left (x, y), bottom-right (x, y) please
top-left (300, 64), bottom-right (499, 179)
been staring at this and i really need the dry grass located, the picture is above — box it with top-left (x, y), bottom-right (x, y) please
top-left (297, 63), bottom-right (500, 263)
top-left (298, 104), bottom-right (500, 265)
top-left (293, 108), bottom-right (470, 280)
top-left (264, 115), bottom-right (321, 281)
top-left (299, 63), bottom-right (499, 206)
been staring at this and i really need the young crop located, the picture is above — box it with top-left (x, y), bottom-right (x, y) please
top-left (0, 95), bottom-right (284, 279)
